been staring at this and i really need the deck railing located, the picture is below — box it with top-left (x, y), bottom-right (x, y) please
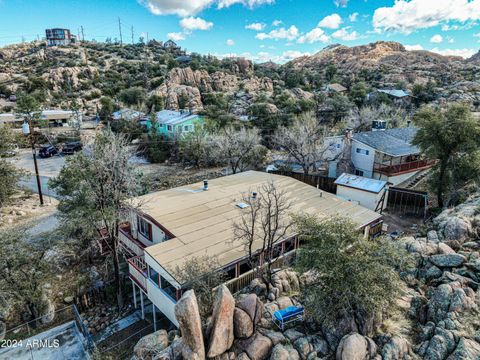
top-left (119, 223), bottom-right (146, 257)
top-left (374, 159), bottom-right (436, 176)
top-left (221, 250), bottom-right (297, 295)
top-left (128, 256), bottom-right (148, 292)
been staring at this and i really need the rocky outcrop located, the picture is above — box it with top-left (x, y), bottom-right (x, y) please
top-left (336, 333), bottom-right (377, 360)
top-left (133, 329), bottom-right (169, 360)
top-left (174, 290), bottom-right (205, 360)
top-left (207, 285), bottom-right (235, 358)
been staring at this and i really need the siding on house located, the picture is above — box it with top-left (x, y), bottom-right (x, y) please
top-left (351, 140), bottom-right (376, 178)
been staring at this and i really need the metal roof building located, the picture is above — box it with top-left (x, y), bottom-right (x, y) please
top-left (130, 171), bottom-right (382, 279)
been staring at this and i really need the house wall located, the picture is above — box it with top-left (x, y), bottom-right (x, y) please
top-left (336, 185), bottom-right (387, 211)
top-left (129, 211), bottom-right (167, 247)
top-left (351, 140), bottom-right (376, 178)
top-left (156, 117), bottom-right (206, 137)
top-left (144, 251), bottom-right (181, 327)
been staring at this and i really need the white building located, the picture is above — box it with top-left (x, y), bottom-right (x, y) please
top-left (351, 128), bottom-right (434, 186)
top-left (119, 171), bottom-right (382, 328)
top-left (335, 173), bottom-right (388, 212)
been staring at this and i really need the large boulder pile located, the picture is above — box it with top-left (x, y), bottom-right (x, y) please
top-left (398, 227), bottom-right (480, 360)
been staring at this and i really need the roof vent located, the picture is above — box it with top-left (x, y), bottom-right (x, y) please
top-left (236, 202), bottom-right (249, 209)
top-left (203, 180), bottom-right (208, 191)
top-left (252, 192), bottom-right (257, 200)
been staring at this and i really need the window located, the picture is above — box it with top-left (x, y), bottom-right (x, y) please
top-left (183, 125), bottom-right (192, 132)
top-left (355, 169), bottom-right (364, 176)
top-left (160, 276), bottom-right (177, 301)
top-left (137, 216), bottom-right (152, 241)
top-left (167, 125), bottom-right (172, 132)
top-left (356, 148), bottom-right (370, 155)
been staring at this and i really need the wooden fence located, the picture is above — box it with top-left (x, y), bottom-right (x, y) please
top-left (386, 187), bottom-right (429, 218)
top-left (269, 171), bottom-right (337, 194)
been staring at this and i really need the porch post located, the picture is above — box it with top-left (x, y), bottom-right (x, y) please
top-left (140, 290), bottom-right (145, 320)
top-left (235, 263), bottom-right (240, 278)
top-left (152, 304), bottom-right (157, 332)
top-left (132, 280), bottom-right (137, 308)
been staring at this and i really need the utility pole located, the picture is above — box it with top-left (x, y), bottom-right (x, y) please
top-left (81, 26), bottom-right (85, 42)
top-left (118, 17), bottom-right (123, 45)
top-left (146, 32), bottom-right (149, 43)
top-left (131, 26), bottom-right (134, 45)
top-left (24, 119), bottom-right (44, 206)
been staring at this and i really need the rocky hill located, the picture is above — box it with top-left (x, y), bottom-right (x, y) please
top-left (0, 40), bottom-right (479, 116)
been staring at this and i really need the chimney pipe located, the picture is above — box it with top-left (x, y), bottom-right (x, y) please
top-left (203, 180), bottom-right (208, 191)
top-left (252, 192), bottom-right (257, 200)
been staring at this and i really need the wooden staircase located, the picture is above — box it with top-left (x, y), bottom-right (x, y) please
top-left (401, 168), bottom-right (432, 189)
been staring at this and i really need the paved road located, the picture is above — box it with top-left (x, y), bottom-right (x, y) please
top-left (13, 149), bottom-right (66, 199)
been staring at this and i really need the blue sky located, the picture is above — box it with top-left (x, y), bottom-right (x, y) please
top-left (0, 0), bottom-right (479, 62)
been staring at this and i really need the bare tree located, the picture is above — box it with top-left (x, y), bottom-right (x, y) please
top-left (347, 104), bottom-right (410, 132)
top-left (272, 112), bottom-right (330, 175)
top-left (213, 126), bottom-right (267, 174)
top-left (174, 255), bottom-right (227, 319)
top-left (233, 181), bottom-right (293, 289)
top-left (50, 130), bottom-right (142, 309)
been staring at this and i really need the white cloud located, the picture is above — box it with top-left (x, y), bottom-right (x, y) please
top-left (335, 0), bottom-right (349, 8)
top-left (140, 0), bottom-right (214, 16)
top-left (430, 34), bottom-right (443, 43)
top-left (298, 28), bottom-right (330, 44)
top-left (140, 0), bottom-right (274, 17)
top-left (447, 37), bottom-right (455, 43)
top-left (226, 39), bottom-right (235, 46)
top-left (245, 22), bottom-right (265, 31)
top-left (180, 17), bottom-right (213, 31)
top-left (349, 13), bottom-right (359, 22)
top-left (281, 50), bottom-right (311, 61)
top-left (404, 44), bottom-right (424, 51)
top-left (430, 47), bottom-right (477, 58)
top-left (213, 50), bottom-right (310, 64)
top-left (256, 25), bottom-right (299, 41)
top-left (217, 0), bottom-right (274, 9)
top-left (373, 0), bottom-right (480, 34)
top-left (272, 20), bottom-right (283, 26)
top-left (474, 33), bottom-right (480, 37)
top-left (331, 27), bottom-right (358, 41)
top-left (318, 14), bottom-right (342, 29)
top-left (167, 32), bottom-right (186, 41)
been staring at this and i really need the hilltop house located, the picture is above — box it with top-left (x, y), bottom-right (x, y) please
top-left (351, 128), bottom-right (435, 185)
top-left (119, 171), bottom-right (382, 327)
top-left (45, 28), bottom-right (76, 46)
top-left (152, 110), bottom-right (206, 137)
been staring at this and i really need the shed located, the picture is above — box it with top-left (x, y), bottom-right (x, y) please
top-left (335, 173), bottom-right (388, 212)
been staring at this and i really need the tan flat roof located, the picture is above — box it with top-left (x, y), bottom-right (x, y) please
top-left (137, 171), bottom-right (381, 282)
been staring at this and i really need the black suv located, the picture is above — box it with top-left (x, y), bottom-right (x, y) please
top-left (39, 145), bottom-right (58, 158)
top-left (62, 141), bottom-right (83, 155)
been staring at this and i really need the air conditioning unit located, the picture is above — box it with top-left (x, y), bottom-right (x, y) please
top-left (372, 120), bottom-right (387, 131)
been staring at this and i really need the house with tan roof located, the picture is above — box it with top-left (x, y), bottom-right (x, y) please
top-left (119, 171), bottom-right (382, 327)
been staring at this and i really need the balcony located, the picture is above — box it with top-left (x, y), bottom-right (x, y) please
top-left (374, 159), bottom-right (436, 176)
top-left (128, 256), bottom-right (148, 293)
top-left (119, 223), bottom-right (146, 257)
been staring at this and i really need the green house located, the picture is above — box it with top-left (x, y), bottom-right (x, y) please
top-left (150, 110), bottom-right (206, 137)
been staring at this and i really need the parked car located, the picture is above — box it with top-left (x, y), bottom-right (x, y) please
top-left (0, 144), bottom-right (19, 158)
top-left (39, 145), bottom-right (58, 158)
top-left (62, 141), bottom-right (83, 155)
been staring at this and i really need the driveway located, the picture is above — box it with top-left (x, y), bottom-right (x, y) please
top-left (13, 149), bottom-right (66, 199)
